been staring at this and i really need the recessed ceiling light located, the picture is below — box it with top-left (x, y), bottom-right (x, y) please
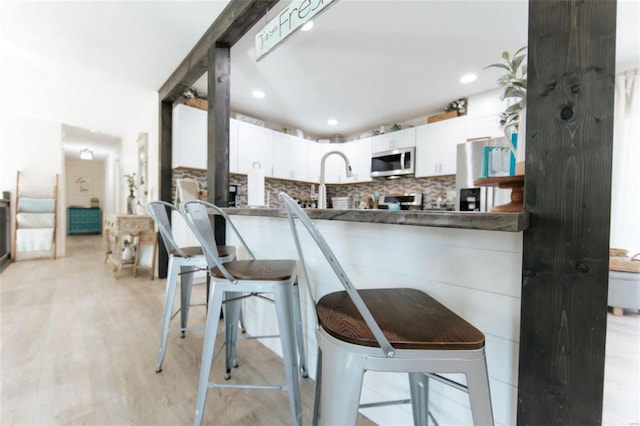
top-left (460, 73), bottom-right (477, 84)
top-left (252, 90), bottom-right (266, 99)
top-left (300, 21), bottom-right (314, 32)
top-left (327, 119), bottom-right (338, 126)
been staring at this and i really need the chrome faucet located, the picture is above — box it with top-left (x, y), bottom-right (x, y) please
top-left (319, 150), bottom-right (353, 209)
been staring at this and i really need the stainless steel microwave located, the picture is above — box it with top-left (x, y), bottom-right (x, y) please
top-left (370, 147), bottom-right (415, 178)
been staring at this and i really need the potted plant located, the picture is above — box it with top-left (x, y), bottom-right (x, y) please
top-left (484, 46), bottom-right (527, 170)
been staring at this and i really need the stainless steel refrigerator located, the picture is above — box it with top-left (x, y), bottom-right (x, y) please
top-left (455, 138), bottom-right (511, 211)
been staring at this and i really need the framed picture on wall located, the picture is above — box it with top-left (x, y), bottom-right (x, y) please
top-left (76, 177), bottom-right (92, 196)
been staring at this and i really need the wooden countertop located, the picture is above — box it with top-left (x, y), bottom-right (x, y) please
top-left (223, 208), bottom-right (529, 232)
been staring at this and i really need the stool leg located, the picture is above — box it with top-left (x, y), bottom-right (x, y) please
top-left (319, 341), bottom-right (365, 425)
top-left (312, 347), bottom-right (322, 426)
top-left (274, 284), bottom-right (302, 426)
top-left (180, 264), bottom-right (195, 338)
top-left (194, 284), bottom-right (225, 426)
top-left (292, 281), bottom-right (308, 377)
top-left (466, 355), bottom-right (494, 426)
top-left (224, 291), bottom-right (242, 379)
top-left (156, 257), bottom-right (178, 373)
top-left (409, 373), bottom-right (430, 426)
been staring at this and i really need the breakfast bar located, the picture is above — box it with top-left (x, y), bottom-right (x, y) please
top-left (219, 207), bottom-right (527, 426)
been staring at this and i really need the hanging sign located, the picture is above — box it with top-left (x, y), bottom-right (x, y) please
top-left (255, 0), bottom-right (335, 61)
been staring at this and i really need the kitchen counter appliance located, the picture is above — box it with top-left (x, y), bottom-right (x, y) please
top-left (456, 138), bottom-right (511, 211)
top-left (370, 147), bottom-right (415, 178)
top-left (379, 193), bottom-right (422, 210)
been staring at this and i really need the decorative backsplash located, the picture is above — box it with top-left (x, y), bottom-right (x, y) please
top-left (172, 168), bottom-right (455, 209)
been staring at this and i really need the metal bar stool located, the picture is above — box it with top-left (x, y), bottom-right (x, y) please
top-left (181, 200), bottom-right (307, 426)
top-left (280, 192), bottom-right (494, 426)
top-left (147, 201), bottom-right (236, 373)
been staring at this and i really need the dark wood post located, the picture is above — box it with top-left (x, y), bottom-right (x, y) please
top-left (158, 99), bottom-right (173, 277)
top-left (208, 42), bottom-right (231, 244)
top-left (518, 1), bottom-right (617, 424)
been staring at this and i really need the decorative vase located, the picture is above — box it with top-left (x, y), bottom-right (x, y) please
top-left (122, 245), bottom-right (134, 262)
top-left (127, 189), bottom-right (136, 215)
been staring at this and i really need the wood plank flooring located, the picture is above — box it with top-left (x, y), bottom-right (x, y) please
top-left (0, 235), bottom-right (374, 425)
top-left (1, 235), bottom-right (637, 425)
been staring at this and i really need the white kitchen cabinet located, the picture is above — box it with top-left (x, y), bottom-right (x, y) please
top-left (343, 138), bottom-right (372, 182)
top-left (371, 127), bottom-right (416, 152)
top-left (273, 133), bottom-right (310, 181)
top-left (236, 120), bottom-right (274, 176)
top-left (229, 118), bottom-right (239, 173)
top-left (172, 104), bottom-right (207, 169)
top-left (466, 114), bottom-right (504, 140)
top-left (318, 144), bottom-right (347, 184)
top-left (415, 116), bottom-right (467, 177)
top-left (308, 142), bottom-right (322, 183)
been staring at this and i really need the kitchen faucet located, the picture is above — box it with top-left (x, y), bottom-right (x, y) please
top-left (319, 151), bottom-right (353, 209)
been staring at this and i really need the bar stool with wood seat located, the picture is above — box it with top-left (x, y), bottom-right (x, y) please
top-left (147, 201), bottom-right (236, 373)
top-left (279, 192), bottom-right (494, 426)
top-left (181, 200), bottom-right (306, 426)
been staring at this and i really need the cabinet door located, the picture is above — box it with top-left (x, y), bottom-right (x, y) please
top-left (371, 127), bottom-right (416, 152)
top-left (236, 121), bottom-right (274, 176)
top-left (415, 116), bottom-right (467, 177)
top-left (273, 133), bottom-right (310, 181)
top-left (344, 138), bottom-right (372, 182)
top-left (172, 104), bottom-right (207, 169)
top-left (308, 142), bottom-right (322, 183)
top-left (415, 124), bottom-right (440, 177)
top-left (229, 118), bottom-right (239, 173)
top-left (319, 144), bottom-right (348, 184)
top-left (466, 114), bottom-right (504, 140)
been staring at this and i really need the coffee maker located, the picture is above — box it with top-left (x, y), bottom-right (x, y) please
top-left (229, 184), bottom-right (238, 207)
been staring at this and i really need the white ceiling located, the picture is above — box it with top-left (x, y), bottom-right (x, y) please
top-left (2, 1), bottom-right (639, 148)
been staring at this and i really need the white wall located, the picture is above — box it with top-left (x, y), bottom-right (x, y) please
top-left (0, 114), bottom-right (66, 257)
top-left (64, 158), bottom-right (105, 208)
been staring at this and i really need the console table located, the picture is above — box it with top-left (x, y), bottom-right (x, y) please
top-left (104, 214), bottom-right (154, 278)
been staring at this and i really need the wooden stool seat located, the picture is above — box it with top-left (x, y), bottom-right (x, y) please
top-left (318, 288), bottom-right (485, 350)
top-left (171, 245), bottom-right (235, 259)
top-left (211, 259), bottom-right (297, 281)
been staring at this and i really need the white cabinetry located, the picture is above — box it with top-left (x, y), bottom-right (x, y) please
top-left (229, 118), bottom-right (239, 173)
top-left (236, 120), bottom-right (273, 176)
top-left (172, 104), bottom-right (207, 169)
top-left (342, 138), bottom-right (372, 182)
top-left (415, 116), bottom-right (467, 177)
top-left (272, 133), bottom-right (311, 181)
top-left (371, 127), bottom-right (416, 152)
top-left (466, 114), bottom-right (504, 140)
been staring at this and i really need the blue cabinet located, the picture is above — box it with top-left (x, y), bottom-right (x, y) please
top-left (68, 208), bottom-right (101, 235)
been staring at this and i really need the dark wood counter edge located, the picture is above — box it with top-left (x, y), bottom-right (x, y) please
top-left (222, 208), bottom-right (529, 232)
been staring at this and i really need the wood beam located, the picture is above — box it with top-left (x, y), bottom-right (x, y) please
top-left (208, 42), bottom-right (231, 244)
top-left (158, 100), bottom-right (174, 277)
top-left (518, 1), bottom-right (616, 424)
top-left (158, 0), bottom-right (279, 103)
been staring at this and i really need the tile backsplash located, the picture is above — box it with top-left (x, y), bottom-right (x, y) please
top-left (172, 168), bottom-right (455, 209)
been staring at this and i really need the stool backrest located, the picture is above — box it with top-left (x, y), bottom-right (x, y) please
top-left (147, 201), bottom-right (189, 258)
top-left (279, 192), bottom-right (395, 357)
top-left (181, 200), bottom-right (255, 283)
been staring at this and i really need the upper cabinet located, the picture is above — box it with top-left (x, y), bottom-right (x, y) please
top-left (465, 114), bottom-right (504, 140)
top-left (236, 120), bottom-right (274, 176)
top-left (371, 127), bottom-right (416, 152)
top-left (272, 133), bottom-right (311, 181)
top-left (415, 116), bottom-right (467, 177)
top-left (172, 104), bottom-right (207, 170)
top-left (342, 138), bottom-right (372, 183)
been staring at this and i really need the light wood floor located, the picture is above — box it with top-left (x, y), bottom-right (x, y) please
top-left (1, 235), bottom-right (638, 425)
top-left (0, 235), bottom-right (374, 425)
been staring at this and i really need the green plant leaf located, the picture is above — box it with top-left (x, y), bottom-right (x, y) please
top-left (483, 63), bottom-right (512, 72)
top-left (511, 54), bottom-right (526, 74)
top-left (501, 51), bottom-right (510, 60)
top-left (505, 103), bottom-right (522, 113)
top-left (513, 46), bottom-right (527, 57)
